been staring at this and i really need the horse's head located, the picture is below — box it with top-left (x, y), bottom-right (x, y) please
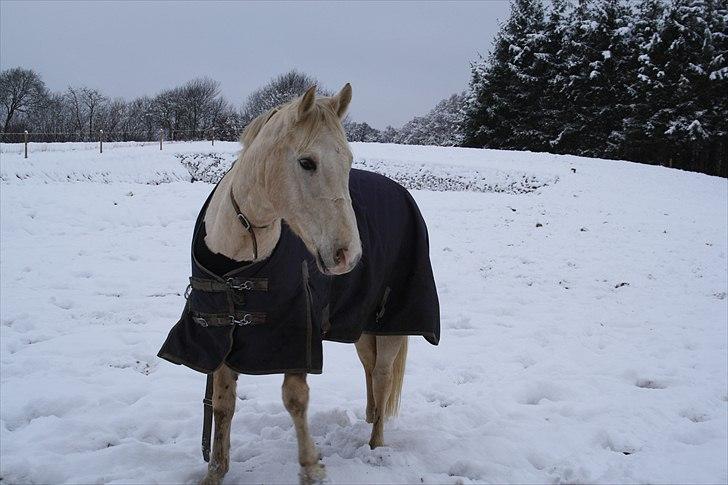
top-left (239, 83), bottom-right (362, 276)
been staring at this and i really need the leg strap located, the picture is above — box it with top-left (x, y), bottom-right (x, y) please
top-left (202, 373), bottom-right (214, 462)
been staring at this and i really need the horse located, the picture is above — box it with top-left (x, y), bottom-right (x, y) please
top-left (157, 84), bottom-right (439, 484)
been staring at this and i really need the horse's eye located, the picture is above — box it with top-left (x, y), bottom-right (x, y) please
top-left (298, 158), bottom-right (317, 171)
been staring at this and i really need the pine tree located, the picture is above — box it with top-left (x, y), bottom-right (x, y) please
top-left (397, 93), bottom-right (466, 146)
top-left (540, 0), bottom-right (572, 149)
top-left (462, 0), bottom-right (548, 150)
top-left (379, 126), bottom-right (399, 143)
top-left (622, 0), bottom-right (668, 163)
top-left (643, 0), bottom-right (727, 173)
top-left (344, 121), bottom-right (382, 142)
top-left (556, 0), bottom-right (635, 157)
top-left (462, 0), bottom-right (726, 176)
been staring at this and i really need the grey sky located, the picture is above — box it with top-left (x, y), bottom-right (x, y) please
top-left (0, 1), bottom-right (510, 128)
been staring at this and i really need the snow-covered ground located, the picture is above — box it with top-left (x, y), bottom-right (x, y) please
top-left (1, 141), bottom-right (726, 484)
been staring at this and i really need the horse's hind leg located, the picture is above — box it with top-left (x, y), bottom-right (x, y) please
top-left (282, 373), bottom-right (325, 484)
top-left (369, 335), bottom-right (407, 449)
top-left (201, 365), bottom-right (237, 485)
top-left (354, 333), bottom-right (377, 423)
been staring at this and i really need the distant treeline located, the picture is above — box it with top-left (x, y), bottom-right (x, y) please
top-left (1, 0), bottom-right (726, 176)
top-left (0, 70), bottom-right (295, 143)
top-left (462, 0), bottom-right (727, 177)
top-left (0, 66), bottom-right (458, 147)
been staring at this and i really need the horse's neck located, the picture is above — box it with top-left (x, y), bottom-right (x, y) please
top-left (203, 162), bottom-right (281, 262)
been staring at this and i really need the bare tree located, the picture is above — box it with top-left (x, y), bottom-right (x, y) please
top-left (27, 92), bottom-right (70, 140)
top-left (81, 88), bottom-right (107, 136)
top-left (64, 86), bottom-right (85, 135)
top-left (152, 87), bottom-right (184, 139)
top-left (240, 70), bottom-right (331, 126)
top-left (64, 86), bottom-right (108, 138)
top-left (124, 96), bottom-right (155, 140)
top-left (0, 67), bottom-right (47, 132)
top-left (179, 78), bottom-right (220, 137)
top-left (98, 98), bottom-right (127, 135)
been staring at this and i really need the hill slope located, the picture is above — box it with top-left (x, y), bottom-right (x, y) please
top-left (1, 142), bottom-right (726, 483)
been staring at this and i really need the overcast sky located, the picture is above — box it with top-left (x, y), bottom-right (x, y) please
top-left (0, 1), bottom-right (510, 128)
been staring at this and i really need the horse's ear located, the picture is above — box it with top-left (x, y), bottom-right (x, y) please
top-left (331, 83), bottom-right (352, 119)
top-left (297, 85), bottom-right (317, 120)
top-left (241, 108), bottom-right (277, 148)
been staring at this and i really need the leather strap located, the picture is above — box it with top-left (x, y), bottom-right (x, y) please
top-left (191, 311), bottom-right (267, 327)
top-left (189, 276), bottom-right (268, 292)
top-left (229, 189), bottom-right (270, 261)
top-left (201, 373), bottom-right (214, 462)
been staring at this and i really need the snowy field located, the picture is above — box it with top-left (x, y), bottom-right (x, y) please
top-left (1, 141), bottom-right (726, 484)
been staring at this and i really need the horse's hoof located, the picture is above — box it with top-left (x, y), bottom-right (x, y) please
top-left (299, 463), bottom-right (327, 485)
top-left (369, 437), bottom-right (384, 449)
top-left (200, 473), bottom-right (223, 485)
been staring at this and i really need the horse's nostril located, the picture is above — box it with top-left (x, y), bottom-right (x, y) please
top-left (335, 247), bottom-right (347, 265)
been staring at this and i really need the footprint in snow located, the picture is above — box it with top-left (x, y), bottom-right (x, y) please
top-left (359, 445), bottom-right (394, 467)
top-left (516, 381), bottom-right (568, 405)
top-left (679, 408), bottom-right (710, 423)
top-left (674, 427), bottom-right (714, 446)
top-left (309, 408), bottom-right (353, 434)
top-left (599, 432), bottom-right (639, 455)
top-left (515, 354), bottom-right (537, 369)
top-left (50, 296), bottom-right (74, 310)
top-left (448, 460), bottom-right (486, 481)
top-left (423, 391), bottom-right (458, 408)
top-left (635, 378), bottom-right (667, 389)
top-left (453, 370), bottom-right (479, 385)
top-left (108, 358), bottom-right (156, 376)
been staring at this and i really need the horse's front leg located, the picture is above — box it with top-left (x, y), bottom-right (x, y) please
top-left (201, 365), bottom-right (237, 485)
top-left (282, 373), bottom-right (325, 484)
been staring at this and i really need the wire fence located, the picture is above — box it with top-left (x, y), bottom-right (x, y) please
top-left (0, 128), bottom-right (225, 158)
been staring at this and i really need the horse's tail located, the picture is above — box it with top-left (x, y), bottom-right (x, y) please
top-left (384, 336), bottom-right (408, 419)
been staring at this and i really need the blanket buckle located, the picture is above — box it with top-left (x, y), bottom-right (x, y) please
top-left (227, 278), bottom-right (253, 291)
top-left (192, 316), bottom-right (209, 327)
top-left (231, 313), bottom-right (252, 326)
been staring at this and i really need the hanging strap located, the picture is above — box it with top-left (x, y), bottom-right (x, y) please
top-left (229, 189), bottom-right (270, 261)
top-left (201, 373), bottom-right (214, 462)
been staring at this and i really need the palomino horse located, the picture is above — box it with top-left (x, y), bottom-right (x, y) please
top-left (158, 84), bottom-right (439, 484)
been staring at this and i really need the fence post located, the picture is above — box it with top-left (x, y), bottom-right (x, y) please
top-left (99, 130), bottom-right (104, 154)
top-left (24, 130), bottom-right (28, 159)
top-left (159, 129), bottom-right (163, 150)
top-left (212, 127), bottom-right (215, 146)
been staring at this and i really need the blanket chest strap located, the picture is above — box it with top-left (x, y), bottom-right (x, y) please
top-left (192, 311), bottom-right (267, 327)
top-left (189, 276), bottom-right (268, 292)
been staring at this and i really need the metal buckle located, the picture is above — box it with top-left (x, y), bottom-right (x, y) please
top-left (226, 278), bottom-right (252, 291)
top-left (193, 316), bottom-right (209, 327)
top-left (237, 213), bottom-right (252, 231)
top-left (231, 313), bottom-right (252, 326)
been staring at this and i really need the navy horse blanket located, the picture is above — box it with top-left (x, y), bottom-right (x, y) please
top-left (158, 168), bottom-right (440, 375)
